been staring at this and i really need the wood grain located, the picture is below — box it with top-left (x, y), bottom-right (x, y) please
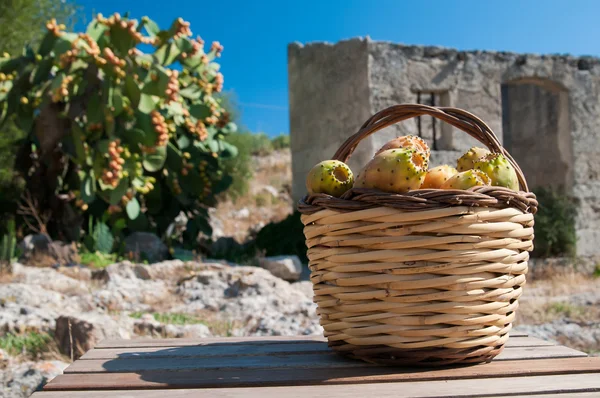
top-left (35, 373), bottom-right (600, 397)
top-left (45, 357), bottom-right (600, 391)
top-left (81, 336), bottom-right (553, 360)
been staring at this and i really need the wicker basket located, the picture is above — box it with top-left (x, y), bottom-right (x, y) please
top-left (298, 104), bottom-right (538, 367)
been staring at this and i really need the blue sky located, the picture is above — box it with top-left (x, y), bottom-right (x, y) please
top-left (75, 0), bottom-right (600, 136)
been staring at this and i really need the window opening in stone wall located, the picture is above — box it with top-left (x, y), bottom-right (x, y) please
top-left (416, 91), bottom-right (438, 150)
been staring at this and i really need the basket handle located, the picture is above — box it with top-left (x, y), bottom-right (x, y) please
top-left (332, 104), bottom-right (529, 192)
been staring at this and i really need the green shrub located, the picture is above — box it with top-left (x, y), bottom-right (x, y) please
top-left (532, 187), bottom-right (577, 258)
top-left (0, 14), bottom-right (237, 242)
top-left (254, 211), bottom-right (307, 263)
top-left (0, 332), bottom-right (52, 357)
top-left (222, 132), bottom-right (255, 200)
top-left (271, 134), bottom-right (290, 150)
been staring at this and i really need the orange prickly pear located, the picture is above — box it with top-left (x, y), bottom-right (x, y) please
top-left (440, 169), bottom-right (491, 190)
top-left (456, 147), bottom-right (491, 172)
top-left (375, 135), bottom-right (430, 160)
top-left (306, 160), bottom-right (354, 197)
top-left (421, 165), bottom-right (458, 189)
top-left (355, 148), bottom-right (427, 193)
top-left (474, 153), bottom-right (520, 191)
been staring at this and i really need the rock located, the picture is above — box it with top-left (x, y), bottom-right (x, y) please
top-left (123, 232), bottom-right (168, 263)
top-left (18, 234), bottom-right (79, 267)
top-left (133, 316), bottom-right (212, 339)
top-left (174, 266), bottom-right (322, 336)
top-left (261, 185), bottom-right (280, 198)
top-left (55, 313), bottom-right (133, 359)
top-left (210, 237), bottom-right (248, 259)
top-left (0, 359), bottom-right (68, 398)
top-left (92, 262), bottom-right (172, 311)
top-left (231, 207), bottom-right (250, 219)
top-left (258, 255), bottom-right (303, 281)
top-left (208, 207), bottom-right (226, 240)
top-left (11, 262), bottom-right (88, 295)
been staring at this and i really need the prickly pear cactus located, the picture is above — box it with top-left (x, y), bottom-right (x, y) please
top-left (375, 135), bottom-right (430, 159)
top-left (456, 147), bottom-right (491, 172)
top-left (421, 165), bottom-right (457, 189)
top-left (0, 14), bottom-right (237, 239)
top-left (440, 170), bottom-right (491, 190)
top-left (474, 153), bottom-right (520, 191)
top-left (355, 148), bottom-right (427, 193)
top-left (305, 160), bottom-right (354, 197)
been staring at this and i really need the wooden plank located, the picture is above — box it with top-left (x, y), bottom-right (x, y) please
top-left (95, 333), bottom-right (529, 349)
top-left (35, 373), bottom-right (600, 397)
top-left (62, 345), bottom-right (588, 374)
top-left (45, 357), bottom-right (600, 390)
top-left (81, 336), bottom-right (553, 361)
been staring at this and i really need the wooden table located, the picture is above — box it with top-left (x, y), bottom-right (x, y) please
top-left (33, 333), bottom-right (600, 397)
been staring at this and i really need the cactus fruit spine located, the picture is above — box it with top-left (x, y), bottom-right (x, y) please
top-left (375, 135), bottom-right (430, 160)
top-left (457, 147), bottom-right (491, 172)
top-left (306, 160), bottom-right (354, 197)
top-left (355, 148), bottom-right (427, 193)
top-left (421, 165), bottom-right (458, 189)
top-left (474, 153), bottom-right (520, 191)
top-left (440, 169), bottom-right (491, 190)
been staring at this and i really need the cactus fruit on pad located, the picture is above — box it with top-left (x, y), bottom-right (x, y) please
top-left (440, 169), bottom-right (491, 190)
top-left (306, 160), bottom-right (354, 197)
top-left (421, 165), bottom-right (458, 189)
top-left (474, 153), bottom-right (520, 191)
top-left (457, 147), bottom-right (491, 172)
top-left (375, 135), bottom-right (430, 160)
top-left (355, 148), bottom-right (427, 193)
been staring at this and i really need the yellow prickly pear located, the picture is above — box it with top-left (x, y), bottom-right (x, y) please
top-left (456, 147), bottom-right (491, 171)
top-left (474, 153), bottom-right (520, 191)
top-left (305, 160), bottom-right (354, 197)
top-left (355, 148), bottom-right (427, 193)
top-left (440, 169), bottom-right (491, 190)
top-left (375, 135), bottom-right (430, 160)
top-left (420, 165), bottom-right (458, 189)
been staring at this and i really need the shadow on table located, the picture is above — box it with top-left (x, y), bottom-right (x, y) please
top-left (100, 339), bottom-right (476, 389)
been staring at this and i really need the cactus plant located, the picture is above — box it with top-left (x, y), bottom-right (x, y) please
top-left (305, 160), bottom-right (354, 197)
top-left (0, 14), bottom-right (237, 241)
top-left (355, 148), bottom-right (427, 193)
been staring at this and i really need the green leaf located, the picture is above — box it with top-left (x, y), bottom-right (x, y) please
top-left (87, 94), bottom-right (103, 125)
top-left (81, 170), bottom-right (96, 203)
top-left (38, 32), bottom-right (57, 56)
top-left (71, 124), bottom-right (87, 164)
top-left (96, 139), bottom-right (110, 155)
top-left (86, 20), bottom-right (108, 42)
top-left (221, 141), bottom-right (238, 158)
top-left (142, 65), bottom-right (169, 97)
top-left (112, 88), bottom-right (124, 116)
top-left (110, 25), bottom-right (136, 54)
top-left (93, 222), bottom-right (114, 254)
top-left (192, 214), bottom-right (213, 236)
top-left (143, 145), bottom-right (167, 172)
top-left (174, 36), bottom-right (195, 53)
top-left (166, 142), bottom-right (183, 170)
top-left (142, 17), bottom-right (160, 37)
top-left (125, 74), bottom-right (141, 108)
top-left (124, 128), bottom-right (155, 148)
top-left (189, 103), bottom-right (210, 120)
top-left (179, 85), bottom-right (202, 100)
top-left (145, 180), bottom-right (163, 214)
top-left (110, 178), bottom-right (129, 205)
top-left (138, 93), bottom-right (158, 113)
top-left (213, 174), bottom-right (233, 195)
top-left (177, 134), bottom-right (191, 150)
top-left (31, 58), bottom-right (54, 84)
top-left (153, 42), bottom-right (181, 66)
top-left (53, 33), bottom-right (78, 56)
top-left (126, 197), bottom-right (141, 220)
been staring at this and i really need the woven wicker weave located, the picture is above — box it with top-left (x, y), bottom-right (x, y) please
top-left (298, 104), bottom-right (537, 366)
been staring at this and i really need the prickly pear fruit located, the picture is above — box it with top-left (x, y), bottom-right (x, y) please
top-left (473, 153), bottom-right (520, 191)
top-left (306, 160), bottom-right (354, 197)
top-left (375, 135), bottom-right (430, 160)
top-left (456, 147), bottom-right (491, 172)
top-left (355, 148), bottom-right (427, 193)
top-left (440, 169), bottom-right (491, 190)
top-left (421, 165), bottom-right (458, 189)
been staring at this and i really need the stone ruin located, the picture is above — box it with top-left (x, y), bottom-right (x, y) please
top-left (288, 37), bottom-right (600, 256)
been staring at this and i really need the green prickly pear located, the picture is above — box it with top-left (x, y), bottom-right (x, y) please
top-left (440, 169), bottom-right (491, 190)
top-left (306, 160), bottom-right (354, 197)
top-left (375, 135), bottom-right (430, 160)
top-left (473, 153), bottom-right (520, 191)
top-left (456, 147), bottom-right (491, 172)
top-left (355, 148), bottom-right (427, 193)
top-left (421, 165), bottom-right (458, 189)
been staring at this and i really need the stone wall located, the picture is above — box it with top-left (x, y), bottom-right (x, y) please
top-left (288, 37), bottom-right (600, 255)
